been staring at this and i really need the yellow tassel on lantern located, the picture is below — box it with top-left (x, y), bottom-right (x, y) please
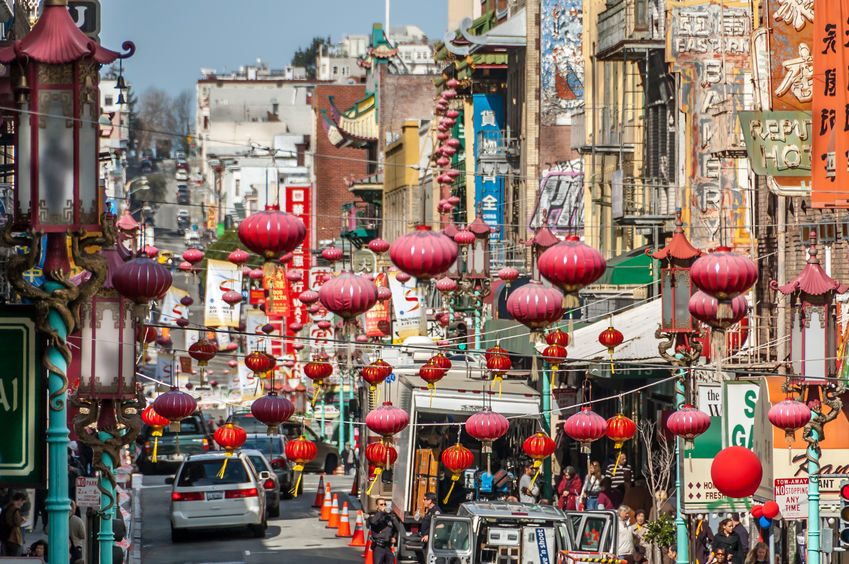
top-left (528, 459), bottom-right (543, 491)
top-left (443, 475), bottom-right (460, 504)
top-left (292, 463), bottom-right (305, 497)
top-left (367, 467), bottom-right (383, 495)
top-left (611, 451), bottom-right (622, 476)
top-left (151, 428), bottom-right (162, 463)
top-left (493, 375), bottom-right (503, 398)
top-left (217, 449), bottom-right (233, 479)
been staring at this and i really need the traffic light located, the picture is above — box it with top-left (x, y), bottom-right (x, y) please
top-left (839, 479), bottom-right (849, 548)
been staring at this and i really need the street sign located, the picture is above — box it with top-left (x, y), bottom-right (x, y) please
top-left (0, 308), bottom-right (45, 487)
top-left (75, 476), bottom-right (100, 508)
top-left (775, 477), bottom-right (809, 519)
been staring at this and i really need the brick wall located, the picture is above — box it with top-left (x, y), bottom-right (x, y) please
top-left (312, 84), bottom-right (369, 243)
top-left (378, 73), bottom-right (437, 156)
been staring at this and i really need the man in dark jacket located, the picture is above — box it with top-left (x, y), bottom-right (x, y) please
top-left (730, 513), bottom-right (749, 553)
top-left (0, 492), bottom-right (26, 557)
top-left (415, 492), bottom-right (441, 564)
top-left (368, 498), bottom-right (397, 564)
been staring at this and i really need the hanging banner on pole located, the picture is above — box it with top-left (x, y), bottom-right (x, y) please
top-left (160, 286), bottom-right (190, 325)
top-left (204, 259), bottom-right (242, 327)
top-left (812, 0), bottom-right (849, 206)
top-left (264, 267), bottom-right (291, 318)
top-left (388, 271), bottom-right (421, 343)
top-left (365, 272), bottom-right (391, 337)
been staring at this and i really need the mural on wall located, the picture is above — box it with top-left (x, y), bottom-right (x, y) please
top-left (541, 0), bottom-right (584, 125)
top-left (667, 0), bottom-right (753, 250)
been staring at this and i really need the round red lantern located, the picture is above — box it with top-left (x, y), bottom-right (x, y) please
top-left (245, 351), bottom-right (276, 376)
top-left (279, 252), bottom-right (294, 264)
top-left (690, 247), bottom-right (758, 320)
top-left (485, 346), bottom-right (512, 379)
top-left (321, 245), bottom-right (344, 263)
top-left (137, 325), bottom-right (158, 344)
top-left (429, 354), bottom-right (452, 371)
top-left (317, 320), bottom-right (332, 330)
top-left (377, 286), bottom-right (392, 301)
top-left (227, 359), bottom-right (238, 368)
top-left (365, 441), bottom-right (398, 494)
top-left (222, 290), bottom-right (242, 306)
top-left (153, 388), bottom-right (197, 430)
top-left (141, 405), bottom-right (170, 462)
top-left (465, 409), bottom-right (509, 453)
top-left (251, 392), bottom-right (294, 434)
top-left (454, 230), bottom-right (475, 246)
top-left (497, 267), bottom-right (520, 285)
top-left (418, 363), bottom-right (446, 390)
top-left (188, 339), bottom-right (217, 366)
top-left (389, 225), bottom-right (459, 282)
top-left (249, 268), bottom-right (264, 280)
top-left (318, 272), bottom-right (379, 319)
top-left (285, 435), bottom-right (317, 496)
top-left (238, 205), bottom-right (306, 261)
top-left (285, 269), bottom-right (302, 282)
top-left (289, 322), bottom-right (303, 332)
top-left (689, 290), bottom-right (748, 330)
top-left (436, 277), bottom-right (458, 293)
top-left (395, 272), bottom-right (411, 283)
top-left (768, 399), bottom-right (811, 443)
top-left (180, 296), bottom-right (194, 307)
top-left (362, 359), bottom-right (393, 391)
top-left (523, 432), bottom-right (557, 467)
top-left (598, 326), bottom-right (624, 354)
top-left (214, 422), bottom-right (247, 454)
top-left (762, 500), bottom-right (780, 519)
top-left (710, 446), bottom-right (762, 498)
top-left (368, 238), bottom-right (390, 254)
top-left (564, 407), bottom-right (607, 453)
top-left (441, 443), bottom-right (474, 503)
top-left (182, 248), bottom-right (204, 265)
top-left (666, 405), bottom-right (711, 450)
top-left (606, 414), bottom-right (637, 449)
top-left (537, 235), bottom-right (606, 307)
top-left (541, 344), bottom-right (567, 370)
top-left (303, 360), bottom-right (334, 387)
top-left (228, 248), bottom-right (250, 266)
top-left (505, 281), bottom-right (565, 331)
top-left (365, 402), bottom-right (410, 439)
top-left (298, 290), bottom-right (319, 305)
top-left (112, 255), bottom-right (173, 304)
top-left (545, 329), bottom-right (569, 347)
top-left (176, 317), bottom-right (189, 328)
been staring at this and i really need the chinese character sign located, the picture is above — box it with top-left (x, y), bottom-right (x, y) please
top-left (812, 0), bottom-right (849, 206)
top-left (284, 185), bottom-right (311, 271)
top-left (473, 94), bottom-right (505, 241)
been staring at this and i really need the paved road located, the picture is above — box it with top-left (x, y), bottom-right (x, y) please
top-left (140, 473), bottom-right (363, 564)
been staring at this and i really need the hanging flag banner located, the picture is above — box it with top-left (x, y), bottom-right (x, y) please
top-left (388, 271), bottom-right (422, 343)
top-left (365, 271), bottom-right (391, 337)
top-left (204, 259), bottom-right (242, 327)
top-left (179, 356), bottom-right (192, 374)
top-left (238, 361), bottom-right (256, 395)
top-left (160, 286), bottom-right (190, 325)
top-left (245, 308), bottom-right (266, 353)
top-left (812, 0), bottom-right (849, 206)
top-left (309, 267), bottom-right (335, 355)
top-left (264, 267), bottom-right (291, 318)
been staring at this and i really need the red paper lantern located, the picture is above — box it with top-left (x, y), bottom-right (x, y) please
top-left (228, 248), bottom-right (250, 266)
top-left (598, 326), bottom-right (624, 354)
top-left (666, 404), bottom-right (711, 450)
top-left (155, 336), bottom-right (172, 349)
top-left (541, 344), bottom-right (567, 370)
top-left (418, 363), bottom-right (446, 389)
top-left (112, 255), bottom-right (173, 304)
top-left (251, 392), bottom-right (294, 434)
top-left (178, 261), bottom-right (193, 273)
top-left (710, 446), bottom-right (762, 498)
top-left (182, 247), bottom-right (204, 265)
top-left (153, 388), bottom-right (197, 424)
top-left (143, 245), bottom-right (158, 259)
top-left (389, 226), bottom-right (459, 282)
top-left (768, 399), bottom-right (811, 442)
top-left (505, 281), bottom-right (565, 330)
top-left (454, 230), bottom-right (475, 246)
top-left (564, 407), bottom-right (607, 453)
top-left (285, 434), bottom-right (317, 495)
top-left (365, 442), bottom-right (398, 470)
top-left (214, 422), bottom-right (247, 454)
top-left (318, 272), bottom-right (379, 319)
top-left (321, 245), bottom-right (344, 262)
top-left (368, 238), bottom-right (390, 254)
top-left (188, 339), bottom-right (217, 366)
top-left (141, 405), bottom-right (169, 430)
top-left (362, 359), bottom-right (393, 391)
top-left (436, 277), bottom-right (458, 293)
top-left (297, 289), bottom-right (319, 305)
top-left (545, 329), bottom-right (569, 347)
top-left (365, 402), bottom-right (410, 438)
top-left (303, 360), bottom-right (334, 385)
top-left (762, 500), bottom-right (780, 519)
top-left (222, 290), bottom-right (242, 306)
top-left (180, 296), bottom-right (194, 307)
top-left (395, 272), bottom-right (411, 283)
top-left (497, 267), bottom-right (520, 284)
top-left (377, 286), bottom-right (392, 301)
top-left (441, 442), bottom-right (474, 499)
top-left (486, 351), bottom-right (512, 379)
top-left (279, 252), bottom-right (294, 264)
top-left (227, 359), bottom-right (238, 368)
top-left (285, 270), bottom-right (302, 282)
top-left (429, 354), bottom-right (452, 371)
top-left (523, 432), bottom-right (557, 468)
top-left (537, 235), bottom-right (606, 307)
top-left (690, 247), bottom-right (758, 320)
top-left (606, 414), bottom-right (637, 449)
top-left (689, 290), bottom-right (748, 330)
top-left (465, 409), bottom-right (509, 453)
top-left (176, 317), bottom-right (189, 328)
top-left (289, 322), bottom-right (303, 332)
top-left (137, 325), bottom-right (158, 344)
top-left (317, 320), bottom-right (332, 330)
top-left (238, 205), bottom-right (306, 261)
top-left (245, 351), bottom-right (276, 375)
top-left (249, 268), bottom-right (264, 280)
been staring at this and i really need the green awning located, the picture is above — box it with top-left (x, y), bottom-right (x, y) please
top-left (598, 246), bottom-right (655, 285)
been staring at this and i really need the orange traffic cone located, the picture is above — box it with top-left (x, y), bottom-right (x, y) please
top-left (361, 534), bottom-right (370, 558)
top-left (336, 502), bottom-right (352, 537)
top-left (348, 510), bottom-right (367, 547)
top-left (364, 535), bottom-right (374, 564)
top-left (313, 474), bottom-right (325, 508)
top-left (327, 494), bottom-right (340, 528)
top-left (350, 474), bottom-right (359, 496)
top-left (320, 486), bottom-right (332, 521)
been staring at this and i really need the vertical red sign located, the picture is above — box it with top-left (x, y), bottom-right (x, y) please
top-left (365, 272), bottom-right (391, 337)
top-left (283, 185), bottom-right (311, 355)
top-left (812, 0), bottom-right (849, 206)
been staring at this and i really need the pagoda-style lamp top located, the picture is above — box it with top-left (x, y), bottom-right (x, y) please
top-left (0, 0), bottom-right (134, 233)
top-left (647, 210), bottom-right (703, 268)
top-left (524, 211), bottom-right (561, 280)
top-left (770, 232), bottom-right (848, 304)
top-left (466, 211), bottom-right (492, 279)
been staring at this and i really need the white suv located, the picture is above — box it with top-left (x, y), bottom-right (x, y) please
top-left (168, 452), bottom-right (268, 541)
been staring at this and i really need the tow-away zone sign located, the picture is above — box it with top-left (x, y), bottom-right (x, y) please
top-left (774, 477), bottom-right (808, 520)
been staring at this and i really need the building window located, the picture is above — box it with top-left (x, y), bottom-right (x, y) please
top-left (105, 96), bottom-right (113, 106)
top-left (272, 103), bottom-right (279, 114)
top-left (235, 178), bottom-right (240, 197)
top-left (332, 66), bottom-right (338, 75)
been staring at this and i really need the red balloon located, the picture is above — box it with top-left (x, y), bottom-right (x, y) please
top-left (710, 446), bottom-right (762, 498)
top-left (762, 500), bottom-right (780, 519)
top-left (750, 504), bottom-right (763, 519)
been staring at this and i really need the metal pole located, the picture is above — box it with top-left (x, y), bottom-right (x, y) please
top-left (97, 430), bottom-right (116, 564)
top-left (474, 292), bottom-right (482, 352)
top-left (542, 365), bottom-right (553, 502)
top-left (45, 280), bottom-right (71, 564)
top-left (674, 363), bottom-right (688, 564)
top-left (807, 427), bottom-right (821, 564)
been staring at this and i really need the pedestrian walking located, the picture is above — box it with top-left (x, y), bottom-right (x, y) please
top-left (605, 451), bottom-right (633, 490)
top-left (367, 498), bottom-right (398, 564)
top-left (744, 542), bottom-right (769, 564)
top-left (556, 466), bottom-right (582, 510)
top-left (694, 517), bottom-right (715, 564)
top-left (713, 518), bottom-right (743, 564)
top-left (0, 492), bottom-right (26, 556)
top-left (68, 501), bottom-right (85, 563)
top-left (731, 513), bottom-right (750, 553)
top-left (581, 460), bottom-right (603, 509)
top-left (415, 492), bottom-right (441, 564)
top-left (518, 463), bottom-right (539, 504)
top-left (630, 509), bottom-right (650, 564)
top-left (342, 443), bottom-right (356, 475)
top-left (615, 505), bottom-right (635, 563)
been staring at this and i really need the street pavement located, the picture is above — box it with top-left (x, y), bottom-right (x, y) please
top-left (140, 473), bottom-right (364, 564)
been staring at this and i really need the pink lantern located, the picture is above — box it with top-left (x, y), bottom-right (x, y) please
top-left (228, 248), bottom-right (250, 266)
top-left (286, 270), bottom-right (303, 282)
top-left (564, 407), bottom-right (608, 453)
top-left (389, 226), bottom-right (459, 282)
top-left (690, 247), bottom-right (758, 320)
top-left (537, 235), bottom-right (606, 308)
top-left (368, 238), bottom-right (390, 254)
top-left (321, 245), bottom-right (344, 263)
top-left (318, 272), bottom-right (379, 319)
top-left (222, 290), bottom-right (242, 306)
top-left (767, 399), bottom-right (811, 443)
top-left (298, 290), bottom-right (319, 305)
top-left (505, 281), bottom-right (565, 330)
top-left (238, 205), bottom-right (306, 261)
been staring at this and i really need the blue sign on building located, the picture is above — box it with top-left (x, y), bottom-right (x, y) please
top-left (473, 94), bottom-right (504, 241)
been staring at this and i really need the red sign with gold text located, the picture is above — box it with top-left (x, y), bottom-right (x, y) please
top-left (264, 267), bottom-right (291, 318)
top-left (283, 185), bottom-right (311, 355)
top-left (812, 0), bottom-right (849, 206)
top-left (365, 272), bottom-right (391, 337)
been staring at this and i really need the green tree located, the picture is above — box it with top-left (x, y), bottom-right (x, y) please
top-left (643, 513), bottom-right (676, 551)
top-left (291, 36), bottom-right (331, 79)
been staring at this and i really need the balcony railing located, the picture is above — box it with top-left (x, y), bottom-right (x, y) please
top-left (618, 177), bottom-right (675, 224)
top-left (596, 0), bottom-right (663, 59)
top-left (476, 129), bottom-right (520, 162)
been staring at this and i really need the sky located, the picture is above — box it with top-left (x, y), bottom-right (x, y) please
top-left (100, 0), bottom-right (448, 98)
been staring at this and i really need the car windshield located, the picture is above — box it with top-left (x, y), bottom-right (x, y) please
top-left (241, 437), bottom-right (284, 457)
top-left (177, 459), bottom-right (248, 486)
top-left (231, 414), bottom-right (271, 433)
top-left (156, 418), bottom-right (201, 436)
top-left (247, 455), bottom-right (270, 472)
